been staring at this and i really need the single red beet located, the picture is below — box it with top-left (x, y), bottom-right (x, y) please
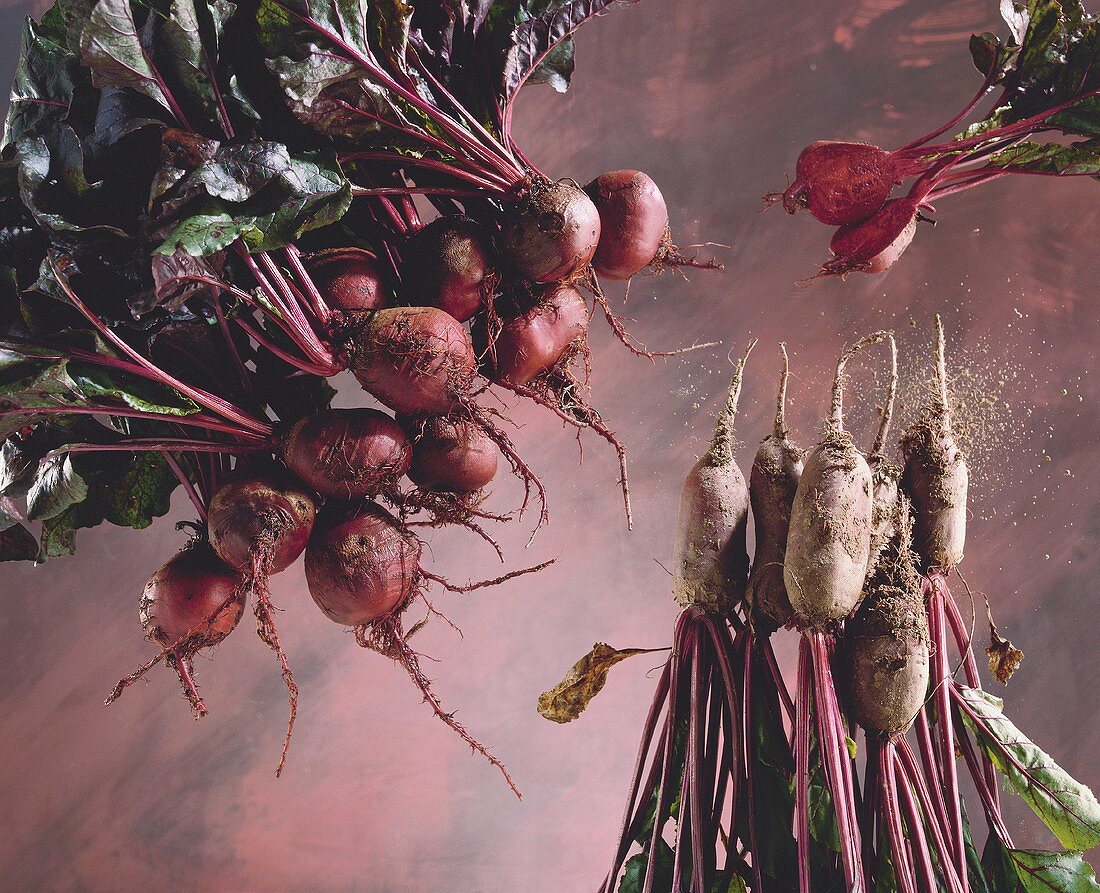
top-left (305, 503), bottom-right (422, 626)
top-left (304, 247), bottom-right (388, 312)
top-left (279, 408), bottom-right (412, 499)
top-left (586, 170), bottom-right (670, 280)
top-left (783, 141), bottom-right (897, 226)
top-left (141, 543), bottom-right (244, 649)
top-left (405, 415), bottom-right (500, 493)
top-left (347, 306), bottom-right (477, 414)
top-left (822, 198), bottom-right (919, 277)
top-left (501, 180), bottom-right (601, 283)
top-left (401, 217), bottom-right (496, 322)
top-left (490, 283), bottom-right (590, 386)
top-left (208, 472), bottom-right (317, 574)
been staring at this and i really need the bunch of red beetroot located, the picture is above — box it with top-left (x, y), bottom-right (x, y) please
top-left (542, 319), bottom-right (1100, 892)
top-left (766, 0), bottom-right (1099, 279)
top-left (0, 0), bottom-right (720, 788)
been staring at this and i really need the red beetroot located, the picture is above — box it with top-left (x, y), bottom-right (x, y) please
top-left (208, 473), bottom-right (316, 574)
top-left (401, 217), bottom-right (496, 322)
top-left (783, 141), bottom-right (898, 226)
top-left (304, 247), bottom-right (388, 311)
top-left (305, 503), bottom-right (422, 627)
top-left (822, 198), bottom-right (919, 277)
top-left (279, 408), bottom-right (412, 499)
top-left (347, 306), bottom-right (477, 415)
top-left (586, 170), bottom-right (669, 280)
top-left (501, 180), bottom-right (601, 283)
top-left (490, 284), bottom-right (589, 385)
top-left (116, 542), bottom-right (246, 719)
top-left (405, 415), bottom-right (500, 493)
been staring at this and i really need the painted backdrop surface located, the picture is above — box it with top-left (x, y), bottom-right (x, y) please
top-left (0, 0), bottom-right (1097, 890)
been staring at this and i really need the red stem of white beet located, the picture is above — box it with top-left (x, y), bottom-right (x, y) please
top-left (810, 630), bottom-right (864, 892)
top-left (740, 637), bottom-right (765, 893)
top-left (795, 637), bottom-right (812, 893)
top-left (896, 738), bottom-right (967, 893)
top-left (880, 743), bottom-right (919, 893)
top-left (928, 585), bottom-right (968, 886)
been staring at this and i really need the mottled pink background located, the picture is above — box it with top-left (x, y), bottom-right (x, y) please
top-left (1, 1), bottom-right (1098, 890)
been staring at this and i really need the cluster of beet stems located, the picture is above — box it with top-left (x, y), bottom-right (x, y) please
top-left (569, 319), bottom-right (1099, 891)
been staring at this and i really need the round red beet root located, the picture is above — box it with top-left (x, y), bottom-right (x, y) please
top-left (784, 141), bottom-right (896, 226)
top-left (348, 306), bottom-right (477, 415)
top-left (401, 217), bottom-right (496, 322)
top-left (304, 247), bottom-right (388, 312)
top-left (279, 408), bottom-right (412, 499)
top-left (305, 503), bottom-right (422, 626)
top-left (141, 543), bottom-right (245, 649)
top-left (208, 472), bottom-right (317, 575)
top-left (405, 415), bottom-right (500, 492)
top-left (491, 283), bottom-right (589, 385)
top-left (587, 170), bottom-right (669, 280)
top-left (501, 180), bottom-right (601, 283)
top-left (824, 198), bottom-right (919, 276)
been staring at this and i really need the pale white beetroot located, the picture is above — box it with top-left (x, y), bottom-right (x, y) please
top-left (867, 334), bottom-right (901, 579)
top-left (784, 332), bottom-right (893, 626)
top-left (672, 341), bottom-right (756, 611)
top-left (747, 344), bottom-right (804, 628)
top-left (846, 496), bottom-right (930, 736)
top-left (901, 315), bottom-right (968, 571)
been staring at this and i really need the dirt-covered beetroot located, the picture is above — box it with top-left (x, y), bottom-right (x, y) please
top-left (208, 472), bottom-right (316, 574)
top-left (401, 217), bottom-right (496, 322)
top-left (501, 179), bottom-right (601, 283)
top-left (135, 542), bottom-right (246, 717)
top-left (347, 306), bottom-right (476, 415)
top-left (846, 498), bottom-right (929, 736)
top-left (747, 345), bottom-right (804, 628)
top-left (901, 315), bottom-right (968, 571)
top-left (785, 333), bottom-right (892, 625)
top-left (822, 197), bottom-right (919, 277)
top-left (489, 284), bottom-right (589, 385)
top-left (305, 503), bottom-right (422, 627)
top-left (672, 342), bottom-right (755, 611)
top-left (586, 170), bottom-right (669, 280)
top-left (405, 415), bottom-right (499, 493)
top-left (783, 141), bottom-right (898, 226)
top-left (279, 408), bottom-right (411, 499)
top-left (142, 543), bottom-right (244, 649)
top-left (867, 333), bottom-right (901, 579)
top-left (304, 247), bottom-right (388, 312)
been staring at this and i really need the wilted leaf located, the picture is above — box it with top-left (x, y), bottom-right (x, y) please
top-left (537, 642), bottom-right (665, 723)
top-left (958, 685), bottom-right (1100, 851)
top-left (26, 452), bottom-right (87, 521)
top-left (986, 604), bottom-right (1025, 684)
top-left (160, 0), bottom-right (236, 137)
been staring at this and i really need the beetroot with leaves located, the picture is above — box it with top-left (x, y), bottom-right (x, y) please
top-left (488, 283), bottom-right (590, 386)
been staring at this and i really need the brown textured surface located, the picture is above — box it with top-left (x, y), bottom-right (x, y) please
top-left (1, 0), bottom-right (1099, 889)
